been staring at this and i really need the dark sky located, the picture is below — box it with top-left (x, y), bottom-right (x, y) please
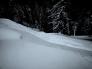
top-left (69, 0), bottom-right (92, 20)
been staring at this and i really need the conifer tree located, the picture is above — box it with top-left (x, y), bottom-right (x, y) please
top-left (47, 0), bottom-right (70, 34)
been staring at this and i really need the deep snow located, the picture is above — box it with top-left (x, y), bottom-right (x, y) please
top-left (0, 18), bottom-right (92, 69)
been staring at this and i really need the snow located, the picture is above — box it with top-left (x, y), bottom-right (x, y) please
top-left (0, 28), bottom-right (21, 40)
top-left (0, 18), bottom-right (92, 69)
top-left (70, 36), bottom-right (92, 40)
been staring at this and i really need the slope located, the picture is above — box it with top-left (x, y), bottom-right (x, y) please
top-left (0, 18), bottom-right (92, 69)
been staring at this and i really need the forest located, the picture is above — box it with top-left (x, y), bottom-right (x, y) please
top-left (0, 0), bottom-right (92, 36)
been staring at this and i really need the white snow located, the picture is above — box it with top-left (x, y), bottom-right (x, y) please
top-left (0, 28), bottom-right (21, 40)
top-left (0, 18), bottom-right (92, 69)
top-left (70, 36), bottom-right (92, 40)
top-left (1, 18), bottom-right (92, 51)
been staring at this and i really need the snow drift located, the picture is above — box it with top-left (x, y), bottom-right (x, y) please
top-left (0, 18), bottom-right (92, 69)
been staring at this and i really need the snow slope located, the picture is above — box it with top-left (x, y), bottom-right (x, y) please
top-left (0, 28), bottom-right (21, 40)
top-left (0, 18), bottom-right (92, 69)
top-left (0, 18), bottom-right (92, 52)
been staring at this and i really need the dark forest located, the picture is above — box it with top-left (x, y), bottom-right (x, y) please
top-left (0, 0), bottom-right (92, 36)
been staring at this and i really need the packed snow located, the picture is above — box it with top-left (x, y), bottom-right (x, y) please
top-left (0, 18), bottom-right (92, 69)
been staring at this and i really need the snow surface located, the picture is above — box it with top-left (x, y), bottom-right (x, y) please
top-left (0, 18), bottom-right (92, 69)
top-left (70, 36), bottom-right (92, 40)
top-left (0, 28), bottom-right (21, 40)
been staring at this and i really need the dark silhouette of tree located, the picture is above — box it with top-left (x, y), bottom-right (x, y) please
top-left (47, 0), bottom-right (71, 35)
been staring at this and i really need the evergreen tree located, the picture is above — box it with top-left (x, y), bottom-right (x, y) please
top-left (80, 11), bottom-right (92, 35)
top-left (47, 0), bottom-right (70, 35)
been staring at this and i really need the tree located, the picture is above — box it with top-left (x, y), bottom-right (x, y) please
top-left (80, 11), bottom-right (92, 35)
top-left (72, 22), bottom-right (78, 36)
top-left (47, 0), bottom-right (70, 35)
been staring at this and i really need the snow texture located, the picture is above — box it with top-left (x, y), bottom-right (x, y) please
top-left (0, 18), bottom-right (92, 69)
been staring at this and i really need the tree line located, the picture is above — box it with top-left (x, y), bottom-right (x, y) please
top-left (0, 0), bottom-right (92, 36)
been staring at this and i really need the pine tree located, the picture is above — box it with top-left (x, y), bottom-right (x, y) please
top-left (47, 0), bottom-right (70, 34)
top-left (81, 11), bottom-right (92, 35)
